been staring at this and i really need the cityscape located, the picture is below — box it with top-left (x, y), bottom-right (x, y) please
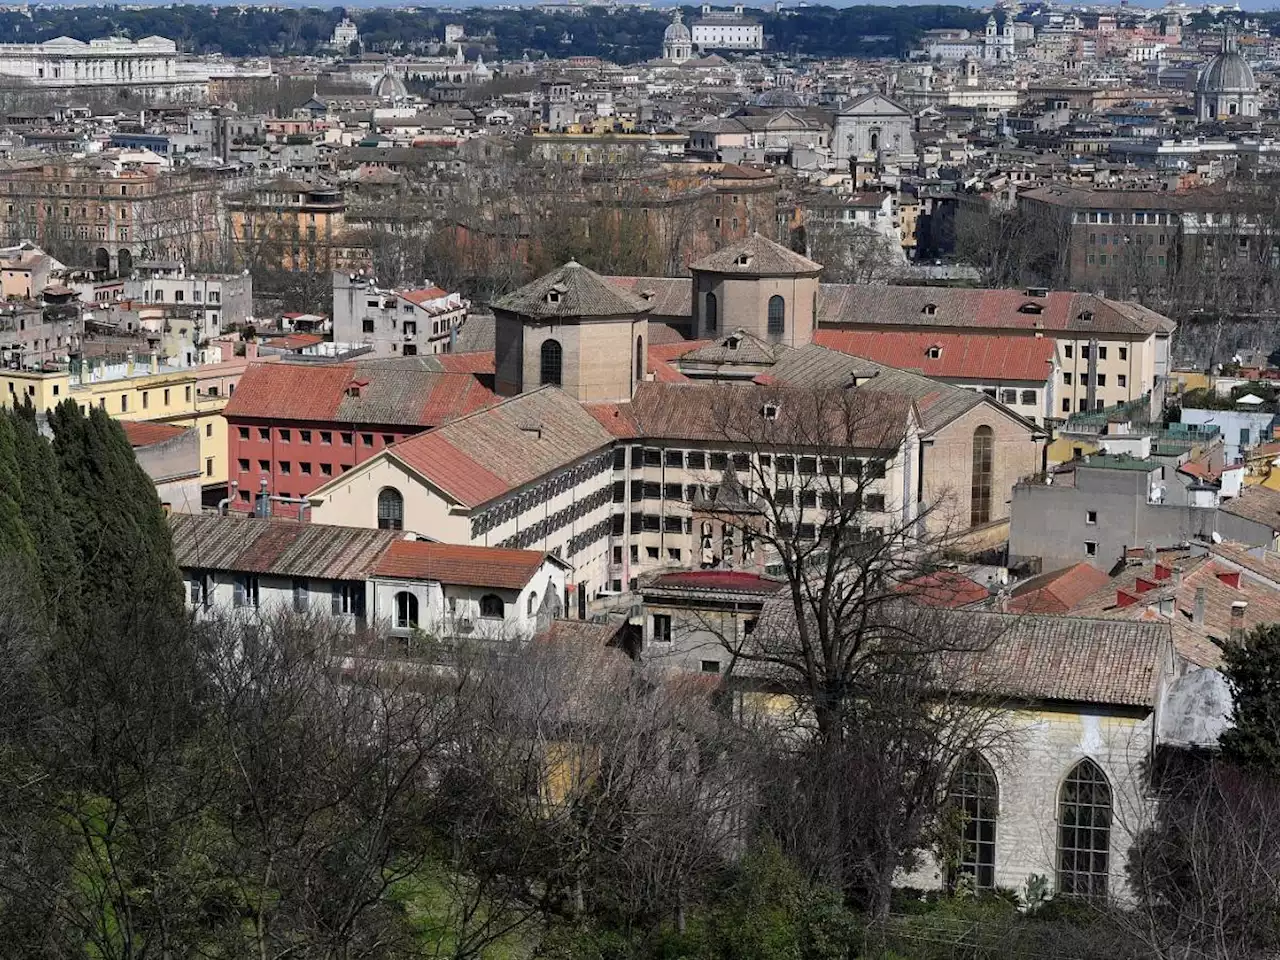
top-left (0, 1), bottom-right (1279, 957)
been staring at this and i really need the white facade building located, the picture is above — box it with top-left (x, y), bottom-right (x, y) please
top-left (0, 36), bottom-right (207, 100)
top-left (332, 271), bottom-right (470, 358)
top-left (692, 4), bottom-right (764, 51)
top-left (126, 261), bottom-right (253, 339)
top-left (331, 17), bottom-right (360, 49)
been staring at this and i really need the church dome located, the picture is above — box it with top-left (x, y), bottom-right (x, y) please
top-left (1197, 50), bottom-right (1256, 94)
top-left (664, 11), bottom-right (691, 42)
top-left (373, 71), bottom-right (408, 99)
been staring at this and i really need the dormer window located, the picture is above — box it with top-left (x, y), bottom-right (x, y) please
top-left (926, 345), bottom-right (942, 359)
top-left (727, 334), bottom-right (740, 351)
top-left (922, 303), bottom-right (938, 316)
top-left (345, 379), bottom-right (369, 399)
top-left (1018, 301), bottom-right (1044, 314)
top-left (762, 402), bottom-right (780, 421)
top-left (546, 290), bottom-right (560, 304)
top-left (735, 254), bottom-right (751, 266)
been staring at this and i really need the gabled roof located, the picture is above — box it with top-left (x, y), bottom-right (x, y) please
top-left (690, 233), bottom-right (822, 276)
top-left (818, 285), bottom-right (1174, 337)
top-left (170, 513), bottom-right (401, 581)
top-left (897, 570), bottom-right (990, 608)
top-left (814, 329), bottom-right (1057, 383)
top-left (121, 420), bottom-right (188, 447)
top-left (385, 387), bottom-right (616, 508)
top-left (374, 539), bottom-right (556, 589)
top-left (491, 260), bottom-right (650, 319)
top-left (223, 360), bottom-right (496, 428)
top-left (1008, 562), bottom-right (1112, 614)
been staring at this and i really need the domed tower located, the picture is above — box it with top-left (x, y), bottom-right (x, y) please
top-left (663, 9), bottom-right (693, 64)
top-left (492, 261), bottom-right (651, 403)
top-left (689, 234), bottom-right (822, 347)
top-left (1196, 26), bottom-right (1259, 122)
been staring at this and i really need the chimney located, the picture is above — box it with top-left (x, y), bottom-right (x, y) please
top-left (149, 352), bottom-right (159, 375)
top-left (1230, 600), bottom-right (1248, 645)
top-left (1157, 596), bottom-right (1175, 618)
top-left (1172, 566), bottom-right (1182, 588)
top-left (1193, 586), bottom-right (1206, 626)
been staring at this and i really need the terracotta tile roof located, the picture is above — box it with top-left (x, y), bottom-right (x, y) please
top-left (1220, 485), bottom-right (1280, 530)
top-left (1066, 552), bottom-right (1280, 669)
top-left (817, 285), bottom-right (1173, 337)
top-left (690, 233), bottom-right (822, 275)
top-left (813, 329), bottom-right (1057, 383)
top-left (492, 260), bottom-right (650, 319)
top-left (1008, 562), bottom-right (1113, 614)
top-left (897, 570), bottom-right (990, 608)
top-left (606, 276), bottom-right (693, 319)
top-left (401, 286), bottom-right (448, 304)
top-left (262, 332), bottom-right (324, 351)
top-left (592, 380), bottom-right (912, 449)
top-left (647, 339), bottom-right (707, 382)
top-left (224, 360), bottom-right (496, 428)
top-left (942, 613), bottom-right (1169, 708)
top-left (170, 513), bottom-right (401, 580)
top-left (435, 351), bottom-right (495, 375)
top-left (643, 569), bottom-right (787, 597)
top-left (374, 539), bottom-right (549, 589)
top-left (121, 420), bottom-right (188, 447)
top-left (388, 387), bottom-right (616, 508)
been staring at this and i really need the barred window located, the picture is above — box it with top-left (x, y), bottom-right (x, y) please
top-left (1057, 759), bottom-right (1112, 899)
top-left (947, 753), bottom-right (998, 891)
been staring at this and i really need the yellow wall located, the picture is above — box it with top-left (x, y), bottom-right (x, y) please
top-left (0, 365), bottom-right (229, 486)
top-left (1046, 433), bottom-right (1102, 466)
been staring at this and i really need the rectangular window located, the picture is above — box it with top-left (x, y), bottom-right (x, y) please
top-left (300, 462), bottom-right (312, 475)
top-left (664, 482), bottom-right (683, 500)
top-left (1119, 347), bottom-right (1127, 361)
top-left (300, 430), bottom-right (311, 443)
top-left (709, 452), bottom-right (728, 470)
top-left (258, 428), bottom-right (270, 442)
top-left (321, 463), bottom-right (333, 476)
top-left (142, 391), bottom-right (149, 409)
top-left (120, 394), bottom-right (128, 412)
top-left (865, 494), bottom-right (886, 512)
top-left (613, 447), bottom-right (628, 469)
top-left (643, 482), bottom-right (660, 499)
top-left (652, 614), bottom-right (672, 643)
top-left (1086, 510), bottom-right (1097, 524)
top-left (279, 428), bottom-right (290, 443)
top-left (341, 433), bottom-right (353, 446)
top-left (205, 458), bottom-right (213, 477)
top-left (185, 386), bottom-right (191, 403)
top-left (777, 456), bottom-right (795, 473)
top-left (292, 578), bottom-right (310, 613)
top-left (279, 461), bottom-right (291, 474)
top-left (1117, 374), bottom-right (1127, 388)
top-left (643, 448), bottom-right (661, 467)
top-left (1000, 389), bottom-right (1017, 405)
top-left (1020, 390), bottom-right (1037, 405)
top-left (1062, 398), bottom-right (1070, 413)
top-left (238, 427), bottom-right (249, 441)
top-left (238, 458), bottom-right (249, 472)
top-left (1097, 346), bottom-right (1107, 361)
top-left (1085, 541), bottom-right (1097, 557)
top-left (613, 480), bottom-right (626, 503)
top-left (320, 431), bottom-right (332, 445)
top-left (664, 449), bottom-right (683, 468)
top-left (700, 660), bottom-right (721, 674)
top-left (233, 575), bottom-right (260, 609)
top-left (686, 451), bottom-right (706, 470)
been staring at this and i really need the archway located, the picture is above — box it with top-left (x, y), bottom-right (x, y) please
top-left (116, 248), bottom-right (133, 277)
top-left (94, 247), bottom-right (110, 273)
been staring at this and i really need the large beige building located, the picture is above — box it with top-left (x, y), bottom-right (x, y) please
top-left (689, 234), bottom-right (821, 348)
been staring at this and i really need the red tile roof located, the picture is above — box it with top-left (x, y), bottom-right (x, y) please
top-left (648, 339), bottom-right (707, 383)
top-left (121, 420), bottom-right (188, 447)
top-left (374, 539), bottom-right (549, 589)
top-left (897, 570), bottom-right (990, 608)
top-left (436, 351), bottom-right (496, 374)
top-left (224, 361), bottom-right (495, 427)
top-left (401, 287), bottom-right (449, 304)
top-left (814, 329), bottom-right (1056, 382)
top-left (262, 333), bottom-right (324, 351)
top-left (390, 431), bottom-right (511, 506)
top-left (1008, 562), bottom-right (1112, 614)
top-left (224, 362), bottom-right (348, 422)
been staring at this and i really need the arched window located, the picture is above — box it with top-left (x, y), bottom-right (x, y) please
top-left (970, 426), bottom-right (994, 527)
top-left (705, 291), bottom-right (718, 333)
top-left (636, 335), bottom-right (644, 385)
top-left (1058, 759), bottom-right (1112, 898)
top-left (377, 487), bottom-right (404, 530)
top-left (869, 131), bottom-right (879, 151)
top-left (480, 594), bottom-right (505, 618)
top-left (767, 295), bottom-right (785, 338)
top-left (394, 591), bottom-right (418, 630)
top-left (947, 753), bottom-right (998, 891)
top-left (540, 338), bottom-right (562, 387)
top-left (527, 592), bottom-right (538, 616)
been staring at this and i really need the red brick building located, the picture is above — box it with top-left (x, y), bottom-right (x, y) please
top-left (223, 356), bottom-right (496, 516)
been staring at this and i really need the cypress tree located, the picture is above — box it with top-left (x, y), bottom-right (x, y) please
top-left (1220, 622), bottom-right (1280, 775)
top-left (8, 404), bottom-right (83, 636)
top-left (0, 411), bottom-right (36, 569)
top-left (48, 401), bottom-right (183, 630)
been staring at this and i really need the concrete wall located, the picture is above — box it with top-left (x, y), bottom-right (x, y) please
top-left (134, 427), bottom-right (201, 512)
top-left (1180, 408), bottom-right (1277, 461)
top-left (922, 401), bottom-right (1043, 535)
top-left (692, 271), bottom-right (818, 348)
top-left (1010, 463), bottom-right (1276, 572)
top-left (904, 705), bottom-right (1156, 901)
